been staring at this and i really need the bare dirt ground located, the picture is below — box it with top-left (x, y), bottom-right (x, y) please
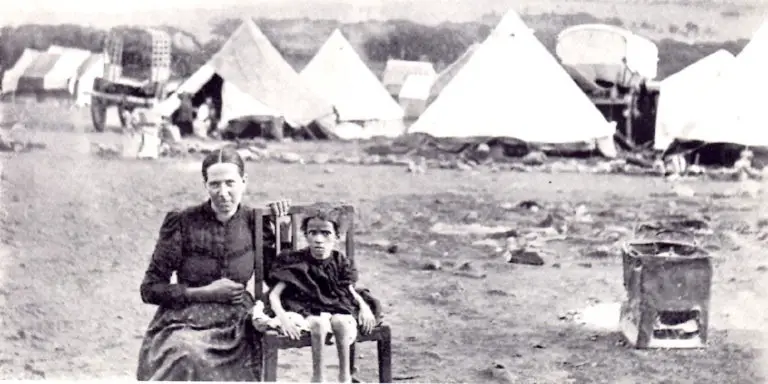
top-left (2, 111), bottom-right (768, 382)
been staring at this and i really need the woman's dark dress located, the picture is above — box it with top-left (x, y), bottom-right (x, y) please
top-left (269, 248), bottom-right (381, 319)
top-left (136, 201), bottom-right (282, 381)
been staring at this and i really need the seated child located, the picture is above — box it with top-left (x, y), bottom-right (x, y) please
top-left (267, 208), bottom-right (381, 383)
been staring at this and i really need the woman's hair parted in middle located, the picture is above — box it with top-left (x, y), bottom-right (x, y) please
top-left (201, 147), bottom-right (245, 182)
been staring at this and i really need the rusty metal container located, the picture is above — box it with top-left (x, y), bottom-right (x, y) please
top-left (620, 230), bottom-right (712, 349)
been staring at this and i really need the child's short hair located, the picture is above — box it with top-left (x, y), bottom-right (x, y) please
top-left (300, 207), bottom-right (348, 238)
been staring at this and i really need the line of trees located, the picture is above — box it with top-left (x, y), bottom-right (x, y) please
top-left (0, 15), bottom-right (750, 82)
top-left (362, 20), bottom-right (492, 70)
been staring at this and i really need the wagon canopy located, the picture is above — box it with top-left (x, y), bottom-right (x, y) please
top-left (556, 24), bottom-right (659, 93)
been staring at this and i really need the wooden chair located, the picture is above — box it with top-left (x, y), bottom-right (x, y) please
top-left (252, 204), bottom-right (393, 383)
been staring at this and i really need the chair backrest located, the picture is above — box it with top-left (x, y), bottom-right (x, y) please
top-left (252, 204), bottom-right (355, 300)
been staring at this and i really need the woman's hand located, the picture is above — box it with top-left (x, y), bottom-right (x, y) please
top-left (268, 199), bottom-right (291, 217)
top-left (358, 305), bottom-right (376, 335)
top-left (203, 278), bottom-right (245, 304)
top-left (277, 313), bottom-right (303, 340)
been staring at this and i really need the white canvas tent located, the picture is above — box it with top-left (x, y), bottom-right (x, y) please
top-left (14, 52), bottom-right (63, 93)
top-left (9, 47), bottom-right (91, 95)
top-left (490, 9), bottom-right (531, 39)
top-left (45, 46), bottom-right (93, 92)
top-left (71, 53), bottom-right (106, 107)
top-left (398, 73), bottom-right (436, 120)
top-left (155, 18), bottom-right (333, 127)
top-left (381, 59), bottom-right (436, 97)
top-left (653, 49), bottom-right (734, 150)
top-left (1, 49), bottom-right (42, 94)
top-left (301, 29), bottom-right (403, 122)
top-left (671, 19), bottom-right (768, 147)
top-left (429, 43), bottom-right (480, 103)
top-left (408, 13), bottom-right (616, 154)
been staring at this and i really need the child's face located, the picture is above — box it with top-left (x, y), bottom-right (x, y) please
top-left (304, 218), bottom-right (338, 259)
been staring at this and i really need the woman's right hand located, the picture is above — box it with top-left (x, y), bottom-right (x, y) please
top-left (277, 313), bottom-right (302, 340)
top-left (202, 278), bottom-right (245, 304)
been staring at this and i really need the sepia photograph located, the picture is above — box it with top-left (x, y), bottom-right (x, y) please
top-left (1, 0), bottom-right (767, 382)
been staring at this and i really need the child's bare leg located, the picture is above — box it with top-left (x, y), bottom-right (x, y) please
top-left (330, 314), bottom-right (358, 383)
top-left (307, 315), bottom-right (331, 382)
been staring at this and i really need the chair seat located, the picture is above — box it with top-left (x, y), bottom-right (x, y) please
top-left (261, 324), bottom-right (391, 350)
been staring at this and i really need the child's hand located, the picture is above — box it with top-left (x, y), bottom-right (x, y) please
top-left (277, 313), bottom-right (303, 340)
top-left (358, 305), bottom-right (376, 335)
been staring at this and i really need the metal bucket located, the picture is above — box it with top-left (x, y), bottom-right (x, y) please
top-left (621, 228), bottom-right (709, 290)
top-left (620, 228), bottom-right (712, 348)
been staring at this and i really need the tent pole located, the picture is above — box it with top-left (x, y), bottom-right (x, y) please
top-left (625, 93), bottom-right (634, 148)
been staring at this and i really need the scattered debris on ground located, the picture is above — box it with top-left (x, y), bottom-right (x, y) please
top-left (0, 124), bottom-right (46, 153)
top-left (81, 135), bottom-right (768, 182)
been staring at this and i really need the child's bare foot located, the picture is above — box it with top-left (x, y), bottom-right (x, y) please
top-left (338, 373), bottom-right (352, 383)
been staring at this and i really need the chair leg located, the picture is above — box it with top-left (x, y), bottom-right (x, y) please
top-left (253, 335), bottom-right (264, 380)
top-left (377, 328), bottom-right (392, 383)
top-left (261, 337), bottom-right (279, 382)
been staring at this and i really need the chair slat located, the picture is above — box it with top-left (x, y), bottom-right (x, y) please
top-left (274, 219), bottom-right (282, 254)
top-left (253, 208), bottom-right (265, 301)
top-left (346, 210), bottom-right (355, 262)
top-left (291, 213), bottom-right (300, 250)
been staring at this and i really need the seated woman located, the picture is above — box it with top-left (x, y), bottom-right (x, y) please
top-left (136, 147), bottom-right (291, 381)
top-left (268, 208), bottom-right (382, 383)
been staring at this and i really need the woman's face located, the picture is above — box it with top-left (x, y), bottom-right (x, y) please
top-left (204, 162), bottom-right (246, 214)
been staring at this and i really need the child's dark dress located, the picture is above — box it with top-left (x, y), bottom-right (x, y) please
top-left (269, 248), bottom-right (381, 320)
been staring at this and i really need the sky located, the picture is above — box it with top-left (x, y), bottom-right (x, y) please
top-left (3, 0), bottom-right (391, 14)
top-left (5, 0), bottom-right (243, 13)
top-left (0, 0), bottom-right (500, 33)
top-left (0, 0), bottom-right (376, 34)
top-left (2, 0), bottom-right (766, 42)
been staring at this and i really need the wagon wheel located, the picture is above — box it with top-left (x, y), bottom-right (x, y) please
top-left (90, 99), bottom-right (107, 132)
